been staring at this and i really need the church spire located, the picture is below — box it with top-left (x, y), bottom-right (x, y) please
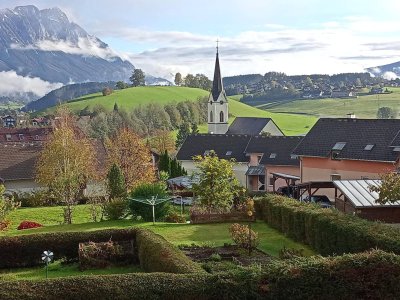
top-left (211, 40), bottom-right (223, 101)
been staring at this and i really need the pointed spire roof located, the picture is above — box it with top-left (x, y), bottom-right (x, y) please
top-left (211, 49), bottom-right (224, 101)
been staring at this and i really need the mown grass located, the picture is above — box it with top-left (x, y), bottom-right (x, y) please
top-left (4, 205), bottom-right (315, 257)
top-left (0, 261), bottom-right (142, 281)
top-left (267, 87), bottom-right (400, 118)
top-left (59, 86), bottom-right (210, 112)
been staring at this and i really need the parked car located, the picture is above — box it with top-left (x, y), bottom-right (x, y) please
top-left (303, 195), bottom-right (332, 208)
top-left (277, 186), bottom-right (298, 199)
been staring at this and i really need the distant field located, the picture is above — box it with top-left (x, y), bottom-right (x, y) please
top-left (266, 87), bottom-right (400, 118)
top-left (61, 86), bottom-right (210, 112)
top-left (51, 86), bottom-right (316, 136)
top-left (0, 103), bottom-right (23, 110)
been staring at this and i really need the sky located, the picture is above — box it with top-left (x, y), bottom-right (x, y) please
top-left (2, 0), bottom-right (400, 81)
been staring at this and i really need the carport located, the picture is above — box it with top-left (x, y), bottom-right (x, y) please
top-left (294, 181), bottom-right (335, 200)
top-left (270, 172), bottom-right (300, 193)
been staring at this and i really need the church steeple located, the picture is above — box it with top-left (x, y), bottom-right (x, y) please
top-left (207, 42), bottom-right (229, 135)
top-left (211, 45), bottom-right (223, 101)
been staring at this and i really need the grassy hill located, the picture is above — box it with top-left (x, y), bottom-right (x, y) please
top-left (265, 87), bottom-right (400, 118)
top-left (58, 86), bottom-right (316, 135)
top-left (63, 86), bottom-right (210, 112)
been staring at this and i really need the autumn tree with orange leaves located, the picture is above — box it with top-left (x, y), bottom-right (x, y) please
top-left (36, 107), bottom-right (96, 224)
top-left (106, 128), bottom-right (155, 191)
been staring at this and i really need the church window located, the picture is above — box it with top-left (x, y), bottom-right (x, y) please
top-left (220, 111), bottom-right (224, 122)
top-left (210, 111), bottom-right (213, 122)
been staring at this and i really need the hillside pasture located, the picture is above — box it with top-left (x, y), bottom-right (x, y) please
top-left (266, 87), bottom-right (400, 118)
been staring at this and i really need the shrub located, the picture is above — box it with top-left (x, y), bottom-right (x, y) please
top-left (103, 198), bottom-right (127, 220)
top-left (136, 229), bottom-right (205, 274)
top-left (102, 87), bottom-right (113, 96)
top-left (0, 228), bottom-right (137, 268)
top-left (255, 194), bottom-right (400, 255)
top-left (17, 221), bottom-right (43, 230)
top-left (278, 246), bottom-right (304, 259)
top-left (229, 223), bottom-right (259, 251)
top-left (128, 182), bottom-right (171, 221)
top-left (165, 211), bottom-right (186, 223)
top-left (13, 190), bottom-right (53, 207)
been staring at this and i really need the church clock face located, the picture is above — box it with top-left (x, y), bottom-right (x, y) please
top-left (220, 100), bottom-right (224, 105)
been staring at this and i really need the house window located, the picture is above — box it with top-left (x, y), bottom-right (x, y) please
top-left (5, 134), bottom-right (11, 141)
top-left (257, 155), bottom-right (262, 163)
top-left (269, 153), bottom-right (277, 159)
top-left (34, 135), bottom-right (39, 141)
top-left (332, 142), bottom-right (346, 151)
top-left (258, 175), bottom-right (266, 191)
top-left (290, 154), bottom-right (298, 159)
top-left (219, 111), bottom-right (224, 122)
top-left (209, 111), bottom-right (213, 123)
top-left (226, 151), bottom-right (232, 156)
top-left (331, 174), bottom-right (341, 181)
top-left (18, 134), bottom-right (24, 141)
top-left (364, 144), bottom-right (374, 151)
top-left (269, 176), bottom-right (274, 186)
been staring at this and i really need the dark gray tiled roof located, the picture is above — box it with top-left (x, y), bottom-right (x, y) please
top-left (176, 134), bottom-right (252, 162)
top-left (247, 136), bottom-right (302, 166)
top-left (227, 117), bottom-right (282, 135)
top-left (211, 52), bottom-right (223, 101)
top-left (246, 165), bottom-right (265, 175)
top-left (177, 134), bottom-right (302, 166)
top-left (293, 118), bottom-right (400, 162)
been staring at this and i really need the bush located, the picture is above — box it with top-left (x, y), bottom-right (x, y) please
top-left (255, 194), bottom-right (400, 255)
top-left (103, 198), bottom-right (127, 220)
top-left (229, 223), bottom-right (259, 251)
top-left (128, 183), bottom-right (171, 221)
top-left (14, 190), bottom-right (53, 207)
top-left (278, 246), bottom-right (304, 259)
top-left (102, 87), bottom-right (113, 96)
top-left (136, 229), bottom-right (205, 274)
top-left (165, 212), bottom-right (186, 223)
top-left (0, 228), bottom-right (137, 268)
top-left (17, 221), bottom-right (43, 230)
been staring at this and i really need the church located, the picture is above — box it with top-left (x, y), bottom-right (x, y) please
top-left (176, 48), bottom-right (301, 192)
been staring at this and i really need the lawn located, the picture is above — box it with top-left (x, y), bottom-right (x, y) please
top-left (266, 87), bottom-right (400, 118)
top-left (56, 86), bottom-right (210, 113)
top-left (5, 205), bottom-right (315, 257)
top-left (0, 261), bottom-right (142, 281)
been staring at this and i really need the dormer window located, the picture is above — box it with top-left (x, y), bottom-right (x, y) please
top-left (290, 154), bottom-right (298, 159)
top-left (364, 144), bottom-right (374, 151)
top-left (34, 135), bottom-right (39, 141)
top-left (5, 134), bottom-right (11, 141)
top-left (269, 153), bottom-right (277, 159)
top-left (226, 151), bottom-right (232, 156)
top-left (18, 134), bottom-right (24, 141)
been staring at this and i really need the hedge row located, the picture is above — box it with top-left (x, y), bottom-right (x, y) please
top-left (0, 228), bottom-right (138, 268)
top-left (1, 250), bottom-right (399, 299)
top-left (255, 194), bottom-right (400, 255)
top-left (264, 249), bottom-right (400, 300)
top-left (136, 228), bottom-right (205, 274)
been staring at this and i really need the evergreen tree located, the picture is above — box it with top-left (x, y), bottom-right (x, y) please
top-left (191, 123), bottom-right (199, 134)
top-left (158, 151), bottom-right (171, 175)
top-left (107, 163), bottom-right (127, 199)
top-left (130, 69), bottom-right (146, 87)
top-left (175, 122), bottom-right (190, 149)
top-left (113, 102), bottom-right (119, 112)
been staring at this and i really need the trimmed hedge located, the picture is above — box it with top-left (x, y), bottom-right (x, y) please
top-left (0, 228), bottom-right (138, 268)
top-left (0, 250), bottom-right (400, 299)
top-left (136, 228), bottom-right (205, 274)
top-left (264, 250), bottom-right (400, 300)
top-left (255, 194), bottom-right (400, 255)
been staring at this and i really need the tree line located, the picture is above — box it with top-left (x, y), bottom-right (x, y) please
top-left (79, 97), bottom-right (208, 141)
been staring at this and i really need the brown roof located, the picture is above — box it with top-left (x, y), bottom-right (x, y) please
top-left (0, 143), bottom-right (43, 181)
top-left (0, 127), bottom-right (52, 143)
top-left (0, 140), bottom-right (107, 182)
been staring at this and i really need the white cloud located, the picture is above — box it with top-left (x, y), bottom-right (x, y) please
top-left (382, 71), bottom-right (398, 80)
top-left (11, 37), bottom-right (120, 61)
top-left (0, 71), bottom-right (62, 97)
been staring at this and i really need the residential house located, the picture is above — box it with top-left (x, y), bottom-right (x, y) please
top-left (245, 136), bottom-right (302, 192)
top-left (0, 127), bottom-right (52, 143)
top-left (2, 115), bottom-right (16, 128)
top-left (330, 90), bottom-right (357, 98)
top-left (0, 140), bottom-right (107, 196)
top-left (293, 118), bottom-right (400, 199)
top-left (176, 134), bottom-right (301, 191)
top-left (31, 117), bottom-right (50, 127)
top-left (226, 117), bottom-right (284, 136)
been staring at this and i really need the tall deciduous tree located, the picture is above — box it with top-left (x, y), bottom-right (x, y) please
top-left (151, 129), bottom-right (175, 154)
top-left (174, 73), bottom-right (183, 86)
top-left (106, 128), bottom-right (155, 191)
top-left (36, 107), bottom-right (96, 224)
top-left (192, 151), bottom-right (240, 213)
top-left (130, 69), bottom-right (146, 87)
